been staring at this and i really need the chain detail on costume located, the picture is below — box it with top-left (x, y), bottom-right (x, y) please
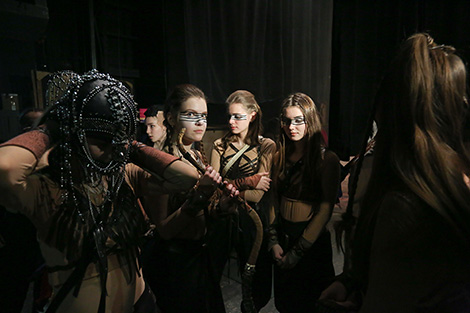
top-left (43, 70), bottom-right (142, 262)
top-left (38, 70), bottom-right (148, 313)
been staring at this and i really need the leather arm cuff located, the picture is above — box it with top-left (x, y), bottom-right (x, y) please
top-left (129, 141), bottom-right (178, 176)
top-left (233, 174), bottom-right (262, 190)
top-left (292, 236), bottom-right (313, 258)
top-left (0, 129), bottom-right (51, 161)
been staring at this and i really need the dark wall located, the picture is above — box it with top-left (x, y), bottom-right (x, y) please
top-left (42, 0), bottom-right (168, 107)
top-left (1, 0), bottom-right (469, 155)
top-left (0, 0), bottom-right (184, 111)
top-left (329, 0), bottom-right (470, 159)
top-left (0, 0), bottom-right (48, 110)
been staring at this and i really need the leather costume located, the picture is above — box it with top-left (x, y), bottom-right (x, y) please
top-left (142, 145), bottom-right (226, 313)
top-left (270, 149), bottom-right (340, 313)
top-left (211, 137), bottom-right (276, 312)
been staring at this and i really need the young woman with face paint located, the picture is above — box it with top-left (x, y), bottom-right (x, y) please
top-left (141, 84), bottom-right (239, 313)
top-left (267, 93), bottom-right (340, 313)
top-left (210, 90), bottom-right (277, 312)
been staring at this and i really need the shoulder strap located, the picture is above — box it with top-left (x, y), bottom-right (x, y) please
top-left (45, 238), bottom-right (95, 313)
top-left (222, 144), bottom-right (250, 177)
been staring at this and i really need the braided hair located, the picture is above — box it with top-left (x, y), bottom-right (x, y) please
top-left (163, 84), bottom-right (206, 156)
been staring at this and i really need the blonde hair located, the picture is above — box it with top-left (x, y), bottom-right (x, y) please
top-left (220, 90), bottom-right (263, 150)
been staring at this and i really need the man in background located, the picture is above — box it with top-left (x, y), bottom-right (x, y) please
top-left (144, 105), bottom-right (166, 150)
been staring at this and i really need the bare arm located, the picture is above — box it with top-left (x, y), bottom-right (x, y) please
top-left (0, 130), bottom-right (52, 211)
top-left (128, 161), bottom-right (200, 240)
top-left (0, 146), bottom-right (36, 209)
top-left (267, 151), bottom-right (282, 258)
top-left (143, 166), bottom-right (222, 240)
top-left (128, 142), bottom-right (198, 194)
top-left (162, 160), bottom-right (199, 192)
top-left (268, 151), bottom-right (281, 226)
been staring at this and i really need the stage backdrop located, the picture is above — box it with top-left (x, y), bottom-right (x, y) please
top-left (166, 0), bottom-right (333, 129)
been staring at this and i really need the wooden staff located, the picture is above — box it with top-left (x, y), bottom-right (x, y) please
top-left (177, 128), bottom-right (262, 313)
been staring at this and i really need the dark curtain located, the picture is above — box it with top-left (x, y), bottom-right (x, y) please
top-left (179, 0), bottom-right (333, 126)
top-left (329, 0), bottom-right (470, 159)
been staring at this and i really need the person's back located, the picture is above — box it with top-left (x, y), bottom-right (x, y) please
top-left (361, 184), bottom-right (470, 312)
top-left (320, 33), bottom-right (470, 313)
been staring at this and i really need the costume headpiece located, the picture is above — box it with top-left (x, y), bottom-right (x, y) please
top-left (43, 71), bottom-right (144, 308)
top-left (44, 70), bottom-right (138, 230)
top-left (47, 70), bottom-right (137, 178)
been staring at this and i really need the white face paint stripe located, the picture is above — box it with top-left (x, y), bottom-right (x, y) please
top-left (281, 115), bottom-right (306, 126)
top-left (229, 114), bottom-right (247, 121)
top-left (179, 116), bottom-right (207, 123)
top-left (179, 112), bottom-right (207, 123)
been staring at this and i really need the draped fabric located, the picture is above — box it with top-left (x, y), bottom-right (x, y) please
top-left (328, 0), bottom-right (470, 159)
top-left (179, 0), bottom-right (333, 125)
top-left (166, 0), bottom-right (470, 156)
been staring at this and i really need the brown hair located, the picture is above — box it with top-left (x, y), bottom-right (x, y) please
top-left (163, 84), bottom-right (206, 155)
top-left (351, 33), bottom-right (470, 286)
top-left (274, 92), bottom-right (324, 185)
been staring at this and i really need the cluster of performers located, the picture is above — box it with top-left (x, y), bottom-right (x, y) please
top-left (1, 32), bottom-right (470, 313)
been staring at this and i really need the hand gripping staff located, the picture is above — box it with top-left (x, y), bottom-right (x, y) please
top-left (177, 128), bottom-right (262, 313)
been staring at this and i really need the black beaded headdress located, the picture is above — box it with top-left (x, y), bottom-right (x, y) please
top-left (42, 71), bottom-right (146, 308)
top-left (46, 69), bottom-right (137, 177)
top-left (44, 70), bottom-right (141, 260)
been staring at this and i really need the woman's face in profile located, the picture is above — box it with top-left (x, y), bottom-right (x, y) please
top-left (228, 103), bottom-right (255, 135)
top-left (145, 112), bottom-right (166, 145)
